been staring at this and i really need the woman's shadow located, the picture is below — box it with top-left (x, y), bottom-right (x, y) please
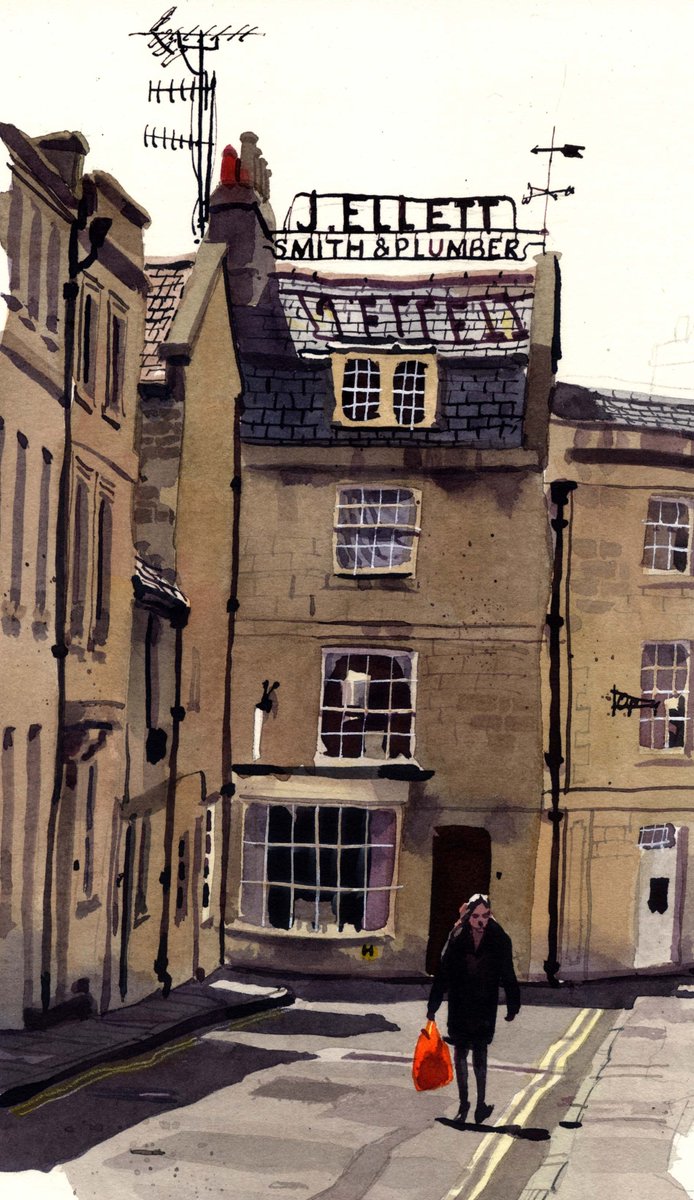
top-left (436, 1116), bottom-right (551, 1140)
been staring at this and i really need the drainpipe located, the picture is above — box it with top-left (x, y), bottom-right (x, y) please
top-left (41, 189), bottom-right (111, 1014)
top-left (218, 378), bottom-right (243, 967)
top-left (154, 613), bottom-right (187, 996)
top-left (544, 479), bottom-right (576, 987)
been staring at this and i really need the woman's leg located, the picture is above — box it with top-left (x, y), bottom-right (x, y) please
top-left (472, 1043), bottom-right (491, 1119)
top-left (470, 1046), bottom-right (485, 1108)
top-left (453, 1043), bottom-right (470, 1113)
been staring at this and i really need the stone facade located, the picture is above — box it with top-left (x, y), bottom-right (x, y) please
top-left (149, 140), bottom-right (559, 981)
top-left (529, 385), bottom-right (694, 980)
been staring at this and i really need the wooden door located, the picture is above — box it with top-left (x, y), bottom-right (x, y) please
top-left (425, 825), bottom-right (491, 975)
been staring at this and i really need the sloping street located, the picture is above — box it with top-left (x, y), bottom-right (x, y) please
top-left (0, 982), bottom-right (615, 1200)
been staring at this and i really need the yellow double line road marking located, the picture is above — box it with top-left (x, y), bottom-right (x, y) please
top-left (444, 1006), bottom-right (605, 1200)
top-left (10, 1007), bottom-right (283, 1118)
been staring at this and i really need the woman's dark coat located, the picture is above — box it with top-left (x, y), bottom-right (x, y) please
top-left (427, 918), bottom-right (521, 1046)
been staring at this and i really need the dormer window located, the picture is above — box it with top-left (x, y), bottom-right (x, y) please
top-left (332, 353), bottom-right (436, 428)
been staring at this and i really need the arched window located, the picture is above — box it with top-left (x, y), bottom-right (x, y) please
top-left (70, 479), bottom-right (90, 640)
top-left (45, 225), bottom-right (61, 333)
top-left (27, 204), bottom-right (41, 322)
top-left (10, 432), bottom-right (28, 607)
top-left (93, 496), bottom-right (112, 646)
top-left (8, 186), bottom-right (23, 297)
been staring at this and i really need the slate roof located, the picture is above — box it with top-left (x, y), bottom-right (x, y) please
top-left (273, 271), bottom-right (535, 358)
top-left (141, 256), bottom-right (195, 383)
top-left (132, 557), bottom-right (189, 615)
top-left (553, 382), bottom-right (694, 436)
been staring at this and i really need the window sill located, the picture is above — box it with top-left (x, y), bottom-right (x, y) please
top-left (101, 409), bottom-right (123, 430)
top-left (640, 581), bottom-right (694, 592)
top-left (331, 420), bottom-right (437, 432)
top-left (332, 571), bottom-right (416, 582)
top-left (635, 756), bottom-right (693, 767)
top-left (74, 388), bottom-right (95, 414)
top-left (226, 920), bottom-right (393, 943)
top-left (233, 761), bottom-right (434, 783)
top-left (76, 895), bottom-right (101, 919)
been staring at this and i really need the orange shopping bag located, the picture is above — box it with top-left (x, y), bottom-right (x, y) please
top-left (412, 1019), bottom-right (454, 1091)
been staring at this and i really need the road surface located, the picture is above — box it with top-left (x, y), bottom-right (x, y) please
top-left (0, 981), bottom-right (613, 1200)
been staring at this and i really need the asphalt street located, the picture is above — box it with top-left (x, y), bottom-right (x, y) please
top-left (0, 983), bottom-right (614, 1200)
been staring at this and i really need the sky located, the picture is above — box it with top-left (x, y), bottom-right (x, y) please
top-left (1, 0), bottom-right (693, 397)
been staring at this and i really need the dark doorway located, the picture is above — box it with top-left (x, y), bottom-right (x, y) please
top-left (425, 825), bottom-right (491, 975)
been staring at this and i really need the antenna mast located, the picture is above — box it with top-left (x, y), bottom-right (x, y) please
top-left (132, 7), bottom-right (263, 242)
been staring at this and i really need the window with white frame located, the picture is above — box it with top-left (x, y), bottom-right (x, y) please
top-left (318, 649), bottom-right (416, 761)
top-left (638, 823), bottom-right (676, 850)
top-left (341, 358), bottom-right (381, 421)
top-left (334, 354), bottom-right (436, 428)
top-left (392, 361), bottom-right (427, 427)
top-left (334, 486), bottom-right (421, 575)
top-left (642, 497), bottom-right (692, 574)
top-left (640, 641), bottom-right (690, 750)
top-left (240, 802), bottom-right (398, 933)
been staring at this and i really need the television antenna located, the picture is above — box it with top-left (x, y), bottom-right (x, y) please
top-left (132, 7), bottom-right (263, 242)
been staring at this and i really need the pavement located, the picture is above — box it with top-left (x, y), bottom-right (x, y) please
top-left (0, 968), bottom-right (294, 1109)
top-left (519, 984), bottom-right (694, 1200)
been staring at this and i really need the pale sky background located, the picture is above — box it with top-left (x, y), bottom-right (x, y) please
top-left (1, 0), bottom-right (693, 397)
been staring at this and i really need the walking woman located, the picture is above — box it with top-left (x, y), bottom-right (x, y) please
top-left (426, 893), bottom-right (520, 1124)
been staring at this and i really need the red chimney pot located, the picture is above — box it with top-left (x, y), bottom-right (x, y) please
top-left (221, 145), bottom-right (239, 187)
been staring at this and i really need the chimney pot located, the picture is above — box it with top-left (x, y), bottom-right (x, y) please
top-left (220, 144), bottom-right (239, 187)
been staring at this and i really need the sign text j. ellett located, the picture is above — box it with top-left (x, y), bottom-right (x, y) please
top-left (274, 192), bottom-right (545, 263)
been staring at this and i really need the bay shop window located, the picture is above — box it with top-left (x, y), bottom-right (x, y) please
top-left (239, 802), bottom-right (399, 934)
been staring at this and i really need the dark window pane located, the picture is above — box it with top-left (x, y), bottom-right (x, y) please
top-left (389, 733), bottom-right (413, 758)
top-left (368, 681), bottom-right (391, 709)
top-left (390, 710), bottom-right (413, 735)
top-left (319, 846), bottom-right (338, 886)
top-left (294, 806), bottom-right (315, 843)
top-left (318, 808), bottom-right (339, 843)
top-left (391, 681), bottom-right (412, 709)
top-left (341, 808), bottom-right (367, 845)
top-left (267, 886), bottom-right (291, 929)
top-left (267, 846), bottom-right (291, 883)
top-left (293, 847), bottom-right (317, 886)
top-left (268, 806), bottom-right (293, 843)
top-left (340, 733), bottom-right (364, 758)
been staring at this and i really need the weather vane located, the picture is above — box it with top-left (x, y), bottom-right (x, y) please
top-left (131, 7), bottom-right (264, 242)
top-left (523, 128), bottom-right (585, 249)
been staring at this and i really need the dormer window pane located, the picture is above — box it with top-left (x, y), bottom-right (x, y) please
top-left (341, 358), bottom-right (380, 422)
top-left (393, 360), bottom-right (427, 427)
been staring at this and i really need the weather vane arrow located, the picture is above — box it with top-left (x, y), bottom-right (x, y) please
top-left (523, 128), bottom-right (586, 248)
top-left (531, 143), bottom-right (585, 158)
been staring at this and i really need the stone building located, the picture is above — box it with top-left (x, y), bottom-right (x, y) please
top-left (0, 123), bottom-right (151, 1025)
top-left (0, 125), bottom-right (78, 1027)
top-left (116, 253), bottom-right (221, 1005)
top-left (529, 383), bottom-right (694, 979)
top-left (150, 133), bottom-right (561, 980)
top-left (46, 168), bottom-right (150, 1019)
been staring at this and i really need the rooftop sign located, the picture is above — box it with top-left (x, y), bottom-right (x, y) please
top-left (274, 192), bottom-right (545, 263)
